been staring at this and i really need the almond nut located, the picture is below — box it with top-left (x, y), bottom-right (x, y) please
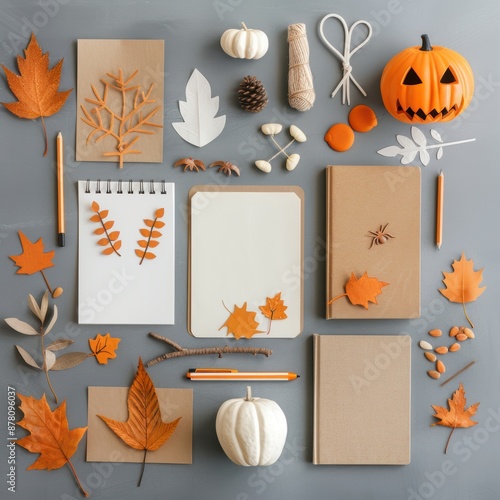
top-left (419, 340), bottom-right (433, 350)
top-left (428, 329), bottom-right (442, 337)
top-left (427, 370), bottom-right (441, 379)
top-left (424, 352), bottom-right (437, 362)
top-left (449, 326), bottom-right (459, 337)
top-left (449, 343), bottom-right (461, 352)
top-left (456, 333), bottom-right (468, 342)
top-left (464, 328), bottom-right (475, 339)
top-left (435, 346), bottom-right (449, 354)
top-left (436, 360), bottom-right (446, 373)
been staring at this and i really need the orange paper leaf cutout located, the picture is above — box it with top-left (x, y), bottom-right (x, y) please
top-left (327, 272), bottom-right (389, 309)
top-left (1, 33), bottom-right (72, 156)
top-left (9, 231), bottom-right (63, 298)
top-left (80, 68), bottom-right (162, 168)
top-left (219, 302), bottom-right (264, 339)
top-left (98, 358), bottom-right (181, 487)
top-left (136, 208), bottom-right (165, 265)
top-left (259, 292), bottom-right (288, 334)
top-left (439, 253), bottom-right (486, 328)
top-left (17, 393), bottom-right (88, 497)
top-left (431, 383), bottom-right (479, 453)
top-left (89, 333), bottom-right (121, 364)
top-left (90, 201), bottom-right (122, 256)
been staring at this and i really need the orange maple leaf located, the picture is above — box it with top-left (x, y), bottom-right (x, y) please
top-left (219, 302), bottom-right (265, 339)
top-left (431, 383), bottom-right (479, 454)
top-left (259, 292), bottom-right (288, 334)
top-left (327, 272), bottom-right (389, 309)
top-left (439, 252), bottom-right (486, 328)
top-left (1, 33), bottom-right (72, 156)
top-left (17, 393), bottom-right (88, 497)
top-left (89, 333), bottom-right (121, 364)
top-left (98, 358), bottom-right (181, 486)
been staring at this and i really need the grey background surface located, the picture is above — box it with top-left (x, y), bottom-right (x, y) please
top-left (1, 0), bottom-right (499, 499)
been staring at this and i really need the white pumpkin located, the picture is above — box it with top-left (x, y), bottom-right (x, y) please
top-left (216, 386), bottom-right (287, 466)
top-left (220, 22), bottom-right (269, 60)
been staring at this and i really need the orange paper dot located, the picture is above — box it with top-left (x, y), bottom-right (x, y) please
top-left (324, 123), bottom-right (355, 152)
top-left (348, 105), bottom-right (378, 132)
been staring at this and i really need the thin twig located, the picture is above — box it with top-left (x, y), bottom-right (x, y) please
top-left (440, 361), bottom-right (476, 387)
top-left (146, 333), bottom-right (273, 367)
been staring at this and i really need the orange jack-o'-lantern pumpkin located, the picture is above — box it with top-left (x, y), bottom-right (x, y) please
top-left (380, 34), bottom-right (474, 123)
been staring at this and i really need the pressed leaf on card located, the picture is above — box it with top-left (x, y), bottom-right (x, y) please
top-left (16, 393), bottom-right (88, 497)
top-left (439, 253), bottom-right (486, 328)
top-left (219, 302), bottom-right (264, 339)
top-left (136, 208), bottom-right (165, 265)
top-left (431, 383), bottom-right (479, 454)
top-left (90, 201), bottom-right (122, 256)
top-left (259, 292), bottom-right (288, 334)
top-left (9, 231), bottom-right (63, 298)
top-left (327, 272), bottom-right (389, 309)
top-left (98, 358), bottom-right (181, 487)
top-left (1, 33), bottom-right (72, 156)
top-left (89, 333), bottom-right (121, 364)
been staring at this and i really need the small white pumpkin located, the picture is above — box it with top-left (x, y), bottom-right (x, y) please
top-left (216, 386), bottom-right (287, 466)
top-left (220, 22), bottom-right (269, 60)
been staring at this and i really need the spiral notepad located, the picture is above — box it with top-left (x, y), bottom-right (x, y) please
top-left (78, 180), bottom-right (175, 325)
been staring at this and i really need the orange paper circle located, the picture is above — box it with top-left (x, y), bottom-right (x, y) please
top-left (324, 123), bottom-right (355, 152)
top-left (348, 105), bottom-right (378, 133)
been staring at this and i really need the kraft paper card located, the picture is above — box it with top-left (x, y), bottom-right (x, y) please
top-left (188, 185), bottom-right (304, 339)
top-left (87, 386), bottom-right (193, 464)
top-left (326, 165), bottom-right (421, 319)
top-left (313, 334), bottom-right (411, 465)
top-left (76, 39), bottom-right (164, 164)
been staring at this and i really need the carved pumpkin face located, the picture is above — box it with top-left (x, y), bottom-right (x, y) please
top-left (380, 35), bottom-right (474, 123)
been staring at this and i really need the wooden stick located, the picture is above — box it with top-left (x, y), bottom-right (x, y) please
top-left (146, 333), bottom-right (273, 367)
top-left (440, 361), bottom-right (475, 387)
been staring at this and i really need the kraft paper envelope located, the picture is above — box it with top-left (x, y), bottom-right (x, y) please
top-left (77, 39), bottom-right (164, 163)
top-left (313, 334), bottom-right (411, 465)
top-left (87, 387), bottom-right (192, 463)
top-left (326, 165), bottom-right (421, 319)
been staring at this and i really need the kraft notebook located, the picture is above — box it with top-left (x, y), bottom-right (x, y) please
top-left (326, 165), bottom-right (421, 319)
top-left (313, 334), bottom-right (411, 465)
top-left (188, 185), bottom-right (304, 339)
top-left (78, 179), bottom-right (175, 325)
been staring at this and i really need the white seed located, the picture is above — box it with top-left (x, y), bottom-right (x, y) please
top-left (419, 340), bottom-right (433, 350)
top-left (289, 125), bottom-right (307, 142)
top-left (286, 154), bottom-right (300, 171)
top-left (261, 123), bottom-right (282, 135)
top-left (255, 160), bottom-right (272, 173)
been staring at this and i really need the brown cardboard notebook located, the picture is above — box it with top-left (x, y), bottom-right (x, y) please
top-left (326, 165), bottom-right (421, 319)
top-left (313, 334), bottom-right (411, 465)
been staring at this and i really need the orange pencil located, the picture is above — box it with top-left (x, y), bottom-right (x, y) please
top-left (186, 369), bottom-right (299, 381)
top-left (436, 170), bottom-right (444, 250)
top-left (57, 131), bottom-right (65, 247)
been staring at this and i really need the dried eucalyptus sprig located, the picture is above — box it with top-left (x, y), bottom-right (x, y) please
top-left (5, 292), bottom-right (89, 402)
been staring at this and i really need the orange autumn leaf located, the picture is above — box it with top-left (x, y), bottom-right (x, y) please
top-left (327, 272), bottom-right (389, 309)
top-left (89, 333), bottom-right (121, 364)
top-left (98, 358), bottom-right (181, 487)
top-left (439, 253), bottom-right (486, 328)
top-left (17, 393), bottom-right (88, 497)
top-left (431, 383), bottom-right (479, 454)
top-left (259, 292), bottom-right (288, 335)
top-left (1, 33), bottom-right (72, 156)
top-left (10, 231), bottom-right (54, 275)
top-left (136, 208), bottom-right (165, 265)
top-left (219, 302), bottom-right (264, 339)
top-left (90, 201), bottom-right (122, 256)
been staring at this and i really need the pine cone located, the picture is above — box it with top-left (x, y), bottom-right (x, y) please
top-left (238, 76), bottom-right (268, 113)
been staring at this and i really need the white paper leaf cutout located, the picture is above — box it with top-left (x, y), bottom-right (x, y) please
top-left (401, 151), bottom-right (417, 164)
top-left (430, 129), bottom-right (443, 142)
top-left (437, 147), bottom-right (444, 159)
top-left (411, 126), bottom-right (427, 147)
top-left (377, 145), bottom-right (403, 157)
top-left (396, 134), bottom-right (415, 149)
top-left (172, 69), bottom-right (226, 147)
top-left (419, 149), bottom-right (430, 166)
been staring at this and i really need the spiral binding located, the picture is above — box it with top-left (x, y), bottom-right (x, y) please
top-left (85, 179), bottom-right (167, 194)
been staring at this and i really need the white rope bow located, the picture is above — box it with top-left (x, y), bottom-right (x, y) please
top-left (318, 14), bottom-right (373, 105)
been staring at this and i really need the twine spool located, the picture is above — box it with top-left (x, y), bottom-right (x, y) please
top-left (288, 23), bottom-right (315, 112)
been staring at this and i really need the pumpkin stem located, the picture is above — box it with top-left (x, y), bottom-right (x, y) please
top-left (245, 386), bottom-right (253, 401)
top-left (241, 22), bottom-right (248, 31)
top-left (420, 34), bottom-right (432, 52)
